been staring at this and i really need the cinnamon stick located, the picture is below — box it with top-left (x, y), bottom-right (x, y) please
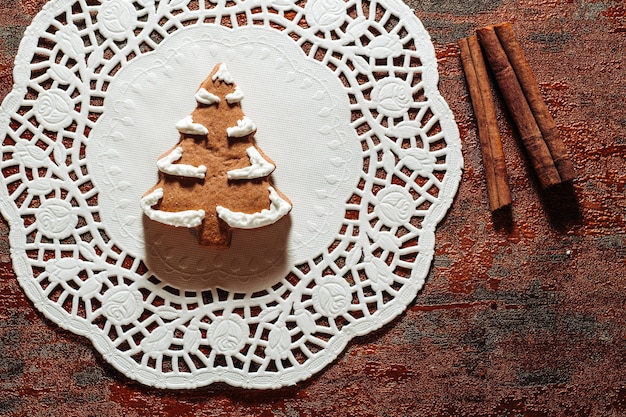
top-left (493, 22), bottom-right (576, 182)
top-left (458, 36), bottom-right (511, 211)
top-left (476, 25), bottom-right (562, 189)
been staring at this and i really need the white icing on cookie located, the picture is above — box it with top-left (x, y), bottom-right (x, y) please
top-left (140, 188), bottom-right (205, 227)
top-left (157, 147), bottom-right (207, 179)
top-left (227, 146), bottom-right (275, 180)
top-left (225, 86), bottom-right (244, 104)
top-left (216, 186), bottom-right (291, 229)
top-left (227, 116), bottom-right (256, 138)
top-left (195, 88), bottom-right (220, 105)
top-left (176, 115), bottom-right (209, 135)
top-left (212, 63), bottom-right (234, 85)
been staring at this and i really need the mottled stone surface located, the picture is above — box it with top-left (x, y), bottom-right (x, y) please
top-left (1, 0), bottom-right (625, 416)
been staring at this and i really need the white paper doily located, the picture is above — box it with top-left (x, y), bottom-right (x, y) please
top-left (0, 0), bottom-right (462, 389)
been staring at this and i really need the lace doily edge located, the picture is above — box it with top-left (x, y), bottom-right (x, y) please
top-left (0, 0), bottom-right (465, 389)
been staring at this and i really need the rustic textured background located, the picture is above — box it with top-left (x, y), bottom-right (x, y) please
top-left (1, 0), bottom-right (625, 416)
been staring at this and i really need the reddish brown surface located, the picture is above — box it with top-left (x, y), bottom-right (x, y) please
top-left (1, 1), bottom-right (625, 416)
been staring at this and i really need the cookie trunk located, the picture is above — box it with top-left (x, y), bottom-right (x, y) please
top-left (198, 214), bottom-right (232, 248)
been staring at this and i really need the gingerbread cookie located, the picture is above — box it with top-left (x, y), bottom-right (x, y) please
top-left (141, 63), bottom-right (292, 247)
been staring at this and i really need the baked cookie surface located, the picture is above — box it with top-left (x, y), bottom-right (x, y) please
top-left (141, 63), bottom-right (292, 247)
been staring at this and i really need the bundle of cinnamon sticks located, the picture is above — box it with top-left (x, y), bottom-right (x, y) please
top-left (459, 22), bottom-right (575, 212)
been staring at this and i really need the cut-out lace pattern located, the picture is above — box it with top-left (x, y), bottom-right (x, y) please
top-left (0, 0), bottom-right (462, 389)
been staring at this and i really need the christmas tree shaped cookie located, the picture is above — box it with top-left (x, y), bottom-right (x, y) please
top-left (141, 63), bottom-right (292, 247)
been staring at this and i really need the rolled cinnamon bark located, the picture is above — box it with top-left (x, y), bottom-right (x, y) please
top-left (493, 22), bottom-right (576, 183)
top-left (458, 36), bottom-right (512, 211)
top-left (477, 25), bottom-right (562, 189)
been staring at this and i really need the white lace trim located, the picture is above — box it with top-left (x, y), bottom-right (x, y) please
top-left (0, 0), bottom-right (462, 390)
